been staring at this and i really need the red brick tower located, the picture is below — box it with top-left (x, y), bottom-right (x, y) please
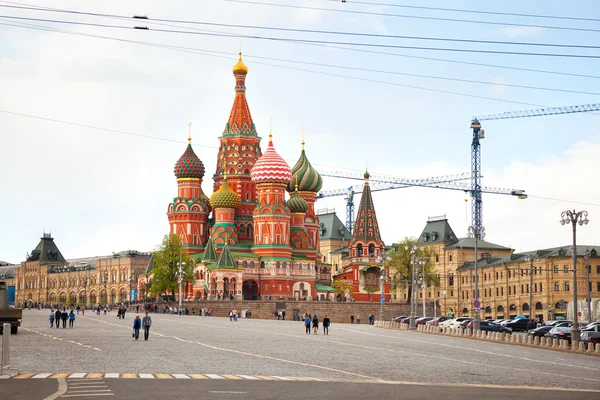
top-left (167, 132), bottom-right (211, 254)
top-left (213, 53), bottom-right (262, 241)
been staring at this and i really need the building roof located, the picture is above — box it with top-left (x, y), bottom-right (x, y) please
top-left (0, 265), bottom-right (17, 279)
top-left (315, 282), bottom-right (334, 292)
top-left (224, 56), bottom-right (255, 137)
top-left (215, 244), bottom-right (236, 269)
top-left (445, 237), bottom-right (512, 251)
top-left (250, 136), bottom-right (292, 185)
top-left (417, 216), bottom-right (459, 246)
top-left (330, 248), bottom-right (349, 255)
top-left (174, 143), bottom-right (205, 180)
top-left (456, 245), bottom-right (600, 271)
top-left (318, 211), bottom-right (351, 241)
top-left (351, 174), bottom-right (382, 244)
top-left (202, 240), bottom-right (218, 263)
top-left (26, 233), bottom-right (67, 265)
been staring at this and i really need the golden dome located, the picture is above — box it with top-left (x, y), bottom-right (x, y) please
top-left (233, 52), bottom-right (248, 75)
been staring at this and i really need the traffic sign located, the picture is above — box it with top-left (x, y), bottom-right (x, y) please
top-left (380, 296), bottom-right (385, 302)
top-left (473, 300), bottom-right (480, 308)
top-left (578, 311), bottom-right (582, 317)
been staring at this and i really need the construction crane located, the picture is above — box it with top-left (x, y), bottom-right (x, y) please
top-left (470, 102), bottom-right (600, 239)
top-left (317, 171), bottom-right (525, 234)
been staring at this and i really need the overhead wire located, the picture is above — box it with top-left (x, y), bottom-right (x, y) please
top-left (1, 18), bottom-right (598, 97)
top-left (2, 14), bottom-right (600, 58)
top-left (2, 2), bottom-right (600, 49)
top-left (321, 0), bottom-right (600, 23)
top-left (222, 0), bottom-right (600, 34)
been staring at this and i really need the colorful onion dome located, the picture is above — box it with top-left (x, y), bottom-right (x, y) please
top-left (251, 136), bottom-right (292, 184)
top-left (209, 176), bottom-right (241, 209)
top-left (174, 144), bottom-right (205, 179)
top-left (287, 186), bottom-right (308, 213)
top-left (287, 146), bottom-right (323, 193)
top-left (233, 53), bottom-right (248, 75)
top-left (364, 169), bottom-right (370, 179)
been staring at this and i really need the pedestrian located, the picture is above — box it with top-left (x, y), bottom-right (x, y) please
top-left (312, 315), bottom-right (319, 335)
top-left (61, 309), bottom-right (68, 328)
top-left (82, 307), bottom-right (85, 316)
top-left (274, 310), bottom-right (279, 320)
top-left (76, 305), bottom-right (80, 315)
top-left (229, 311), bottom-right (233, 322)
top-left (142, 311), bottom-right (152, 341)
top-left (132, 315), bottom-right (141, 340)
top-left (323, 315), bottom-right (330, 335)
top-left (122, 308), bottom-right (126, 319)
top-left (305, 314), bottom-right (311, 334)
top-left (49, 309), bottom-right (55, 328)
top-left (350, 315), bottom-right (354, 324)
top-left (233, 309), bottom-right (238, 322)
top-left (282, 310), bottom-right (286, 320)
top-left (55, 309), bottom-right (61, 328)
top-left (69, 310), bottom-right (75, 328)
top-left (118, 307), bottom-right (122, 319)
top-left (356, 313), bottom-right (361, 324)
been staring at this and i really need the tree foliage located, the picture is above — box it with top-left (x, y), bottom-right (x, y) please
top-left (331, 279), bottom-right (354, 297)
top-left (386, 237), bottom-right (439, 296)
top-left (364, 284), bottom-right (379, 302)
top-left (150, 234), bottom-right (195, 296)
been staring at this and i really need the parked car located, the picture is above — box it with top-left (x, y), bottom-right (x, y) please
top-left (458, 318), bottom-right (474, 329)
top-left (468, 320), bottom-right (512, 333)
top-left (580, 330), bottom-right (600, 345)
top-left (581, 321), bottom-right (600, 331)
top-left (527, 326), bottom-right (554, 337)
top-left (444, 317), bottom-right (472, 330)
top-left (546, 326), bottom-right (572, 343)
top-left (427, 316), bottom-right (452, 326)
top-left (504, 318), bottom-right (531, 332)
top-left (392, 316), bottom-right (408, 323)
top-left (416, 317), bottom-right (433, 326)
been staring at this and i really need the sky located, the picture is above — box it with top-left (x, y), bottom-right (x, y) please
top-left (1, 0), bottom-right (600, 263)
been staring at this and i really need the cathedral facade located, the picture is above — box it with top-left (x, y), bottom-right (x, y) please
top-left (166, 54), bottom-right (332, 301)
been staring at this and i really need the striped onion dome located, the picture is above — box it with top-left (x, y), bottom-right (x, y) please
top-left (287, 147), bottom-right (322, 193)
top-left (287, 186), bottom-right (308, 213)
top-left (209, 176), bottom-right (240, 209)
top-left (250, 137), bottom-right (292, 184)
top-left (174, 144), bottom-right (205, 179)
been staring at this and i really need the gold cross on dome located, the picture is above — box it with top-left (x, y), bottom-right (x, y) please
top-left (188, 122), bottom-right (192, 144)
top-left (302, 126), bottom-right (305, 150)
top-left (269, 117), bottom-right (273, 140)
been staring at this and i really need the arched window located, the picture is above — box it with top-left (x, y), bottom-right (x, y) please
top-left (250, 261), bottom-right (255, 268)
top-left (276, 262), bottom-right (281, 269)
top-left (497, 305), bottom-right (504, 312)
top-left (242, 261), bottom-right (248, 268)
top-left (260, 261), bottom-right (265, 269)
top-left (368, 243), bottom-right (375, 256)
top-left (535, 302), bottom-right (543, 310)
top-left (282, 262), bottom-right (287, 269)
top-left (522, 303), bottom-right (530, 311)
top-left (357, 244), bottom-right (363, 256)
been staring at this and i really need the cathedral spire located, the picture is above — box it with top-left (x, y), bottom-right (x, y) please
top-left (352, 170), bottom-right (382, 243)
top-left (223, 52), bottom-right (255, 137)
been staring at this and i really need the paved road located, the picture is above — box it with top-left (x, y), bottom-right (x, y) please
top-left (3, 309), bottom-right (599, 398)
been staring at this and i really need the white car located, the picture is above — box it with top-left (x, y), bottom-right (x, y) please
top-left (441, 317), bottom-right (472, 329)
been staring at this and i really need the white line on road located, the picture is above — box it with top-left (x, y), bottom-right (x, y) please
top-left (61, 394), bottom-right (114, 397)
top-left (208, 391), bottom-right (247, 394)
top-left (103, 373), bottom-right (120, 379)
top-left (172, 374), bottom-right (191, 379)
top-left (33, 373), bottom-right (52, 379)
top-left (205, 374), bottom-right (226, 379)
top-left (236, 375), bottom-right (261, 380)
top-left (42, 377), bottom-right (67, 400)
top-left (139, 374), bottom-right (155, 379)
top-left (271, 376), bottom-right (294, 381)
top-left (68, 373), bottom-right (86, 378)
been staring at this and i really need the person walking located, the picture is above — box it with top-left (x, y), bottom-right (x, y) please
top-left (68, 310), bottom-right (75, 328)
top-left (49, 309), bottom-right (55, 328)
top-left (312, 315), bottom-right (319, 335)
top-left (282, 310), bottom-right (286, 320)
top-left (81, 307), bottom-right (85, 316)
top-left (55, 309), bottom-right (61, 329)
top-left (61, 309), bottom-right (68, 328)
top-left (350, 315), bottom-right (354, 324)
top-left (323, 315), bottom-right (330, 335)
top-left (122, 308), bottom-right (126, 319)
top-left (76, 305), bottom-right (80, 315)
top-left (132, 315), bottom-right (141, 340)
top-left (356, 313), bottom-right (361, 324)
top-left (142, 311), bottom-right (152, 341)
top-left (305, 314), bottom-right (311, 334)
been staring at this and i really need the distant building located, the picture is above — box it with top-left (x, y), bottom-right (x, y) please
top-left (14, 233), bottom-right (151, 306)
top-left (317, 208), bottom-right (351, 276)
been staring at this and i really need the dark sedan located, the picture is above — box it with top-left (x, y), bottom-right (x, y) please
top-left (468, 320), bottom-right (512, 333)
top-left (527, 326), bottom-right (553, 337)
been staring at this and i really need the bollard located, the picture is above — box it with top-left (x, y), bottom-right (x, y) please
top-left (578, 342), bottom-right (585, 352)
top-left (596, 343), bottom-right (600, 354)
top-left (534, 336), bottom-right (540, 346)
top-left (540, 337), bottom-right (546, 346)
top-left (564, 340), bottom-right (571, 350)
top-left (588, 343), bottom-right (595, 353)
top-left (1, 323), bottom-right (9, 373)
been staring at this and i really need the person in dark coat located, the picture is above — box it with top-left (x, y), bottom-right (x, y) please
top-left (142, 311), bottom-right (152, 341)
top-left (55, 309), bottom-right (61, 329)
top-left (132, 315), bottom-right (141, 340)
top-left (323, 315), bottom-right (330, 335)
top-left (68, 310), bottom-right (75, 328)
top-left (312, 315), bottom-right (319, 335)
top-left (61, 309), bottom-right (68, 328)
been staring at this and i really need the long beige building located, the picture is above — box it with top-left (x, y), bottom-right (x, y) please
top-left (395, 216), bottom-right (600, 322)
top-left (14, 233), bottom-right (152, 307)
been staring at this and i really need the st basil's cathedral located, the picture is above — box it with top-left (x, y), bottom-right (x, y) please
top-left (166, 54), bottom-right (335, 301)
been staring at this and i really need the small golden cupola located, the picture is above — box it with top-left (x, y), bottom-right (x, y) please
top-left (233, 52), bottom-right (248, 75)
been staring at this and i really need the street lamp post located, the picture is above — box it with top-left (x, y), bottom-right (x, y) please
top-left (468, 225), bottom-right (484, 331)
top-left (405, 244), bottom-right (419, 329)
top-left (177, 247), bottom-right (186, 316)
top-left (584, 249), bottom-right (592, 324)
top-left (378, 248), bottom-right (391, 322)
top-left (420, 258), bottom-right (426, 318)
top-left (524, 255), bottom-right (538, 321)
top-left (560, 209), bottom-right (589, 343)
top-left (102, 273), bottom-right (107, 305)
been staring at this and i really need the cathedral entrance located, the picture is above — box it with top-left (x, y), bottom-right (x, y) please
top-left (242, 280), bottom-right (258, 300)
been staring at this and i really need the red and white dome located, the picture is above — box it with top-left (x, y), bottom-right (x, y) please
top-left (251, 138), bottom-right (292, 184)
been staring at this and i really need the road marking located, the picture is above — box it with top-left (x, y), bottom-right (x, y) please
top-left (188, 374), bottom-right (208, 379)
top-left (104, 373), bottom-right (120, 379)
top-left (121, 373), bottom-right (137, 379)
top-left (67, 385), bottom-right (109, 389)
top-left (271, 376), bottom-right (294, 381)
top-left (155, 374), bottom-right (173, 379)
top-left (256, 375), bottom-right (277, 380)
top-left (21, 327), bottom-right (101, 352)
top-left (33, 373), bottom-right (52, 379)
top-left (236, 375), bottom-right (260, 380)
top-left (208, 391), bottom-right (247, 394)
top-left (68, 373), bottom-right (86, 378)
top-left (205, 374), bottom-right (225, 379)
top-left (172, 374), bottom-right (191, 379)
top-left (50, 373), bottom-right (69, 379)
top-left (61, 394), bottom-right (114, 398)
top-left (13, 373), bottom-right (34, 379)
top-left (221, 374), bottom-right (242, 380)
top-left (138, 373), bottom-right (155, 379)
top-left (42, 377), bottom-right (67, 400)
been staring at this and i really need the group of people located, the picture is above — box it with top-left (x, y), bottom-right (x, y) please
top-left (229, 309), bottom-right (239, 321)
top-left (49, 308), bottom-right (75, 328)
top-left (274, 310), bottom-right (286, 320)
top-left (303, 313), bottom-right (330, 335)
top-left (131, 311), bottom-right (153, 340)
top-left (117, 306), bottom-right (127, 319)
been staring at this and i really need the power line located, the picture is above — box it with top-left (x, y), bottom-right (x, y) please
top-left (2, 19), bottom-right (598, 97)
top-left (2, 14), bottom-right (600, 59)
top-left (222, 0), bottom-right (600, 34)
top-left (323, 0), bottom-right (600, 23)
top-left (1, 108), bottom-right (596, 208)
top-left (2, 2), bottom-right (600, 49)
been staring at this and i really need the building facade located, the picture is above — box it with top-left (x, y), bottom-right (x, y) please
top-left (161, 55), bottom-right (332, 301)
top-left (14, 233), bottom-right (151, 307)
top-left (317, 209), bottom-right (352, 276)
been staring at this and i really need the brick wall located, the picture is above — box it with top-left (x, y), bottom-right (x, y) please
top-left (153, 300), bottom-right (434, 324)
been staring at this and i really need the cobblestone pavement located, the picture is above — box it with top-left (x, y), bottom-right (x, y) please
top-left (6, 309), bottom-right (600, 392)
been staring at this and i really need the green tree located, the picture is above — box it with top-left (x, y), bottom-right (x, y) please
top-left (364, 284), bottom-right (379, 302)
top-left (386, 237), bottom-right (439, 301)
top-left (331, 279), bottom-right (354, 300)
top-left (150, 234), bottom-right (195, 297)
top-left (67, 295), bottom-right (76, 306)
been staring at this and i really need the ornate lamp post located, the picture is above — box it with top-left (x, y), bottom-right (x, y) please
top-left (378, 248), bottom-right (391, 321)
top-left (584, 248), bottom-right (592, 324)
top-left (560, 209), bottom-right (589, 343)
top-left (405, 244), bottom-right (419, 329)
top-left (102, 273), bottom-right (108, 305)
top-left (468, 225), bottom-right (485, 331)
top-left (524, 254), bottom-right (538, 321)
